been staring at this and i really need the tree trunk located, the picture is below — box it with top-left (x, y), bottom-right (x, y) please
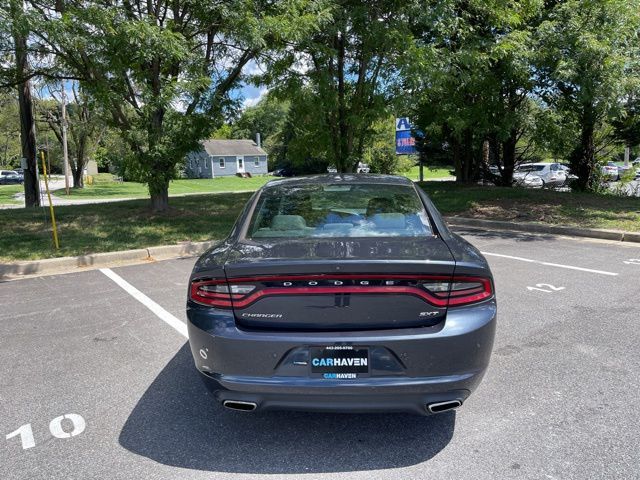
top-left (336, 32), bottom-right (349, 173)
top-left (10, 0), bottom-right (40, 207)
top-left (149, 180), bottom-right (169, 212)
top-left (73, 136), bottom-right (87, 188)
top-left (72, 167), bottom-right (84, 188)
top-left (460, 128), bottom-right (474, 183)
top-left (570, 106), bottom-right (596, 191)
top-left (452, 136), bottom-right (462, 181)
top-left (500, 129), bottom-right (518, 186)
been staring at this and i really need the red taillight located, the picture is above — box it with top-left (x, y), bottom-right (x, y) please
top-left (446, 276), bottom-right (493, 306)
top-left (190, 274), bottom-right (493, 309)
top-left (190, 279), bottom-right (256, 308)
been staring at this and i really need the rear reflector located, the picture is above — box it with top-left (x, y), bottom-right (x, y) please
top-left (190, 274), bottom-right (493, 309)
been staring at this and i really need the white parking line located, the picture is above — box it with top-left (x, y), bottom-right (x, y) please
top-left (100, 268), bottom-right (188, 338)
top-left (480, 252), bottom-right (619, 276)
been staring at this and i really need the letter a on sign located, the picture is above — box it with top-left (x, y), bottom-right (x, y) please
top-left (396, 117), bottom-right (411, 131)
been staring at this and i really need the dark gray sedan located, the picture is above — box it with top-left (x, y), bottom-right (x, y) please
top-left (0, 170), bottom-right (23, 185)
top-left (186, 175), bottom-right (496, 415)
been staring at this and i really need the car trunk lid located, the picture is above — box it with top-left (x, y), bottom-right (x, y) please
top-left (223, 237), bottom-right (456, 331)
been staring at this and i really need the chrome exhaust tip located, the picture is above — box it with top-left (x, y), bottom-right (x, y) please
top-left (427, 400), bottom-right (462, 414)
top-left (222, 400), bottom-right (258, 412)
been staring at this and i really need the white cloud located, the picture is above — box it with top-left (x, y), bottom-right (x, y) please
top-left (242, 86), bottom-right (269, 109)
top-left (292, 52), bottom-right (312, 75)
top-left (243, 60), bottom-right (266, 77)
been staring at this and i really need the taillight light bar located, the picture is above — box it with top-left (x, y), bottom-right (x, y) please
top-left (447, 276), bottom-right (493, 306)
top-left (190, 279), bottom-right (234, 308)
top-left (189, 274), bottom-right (493, 309)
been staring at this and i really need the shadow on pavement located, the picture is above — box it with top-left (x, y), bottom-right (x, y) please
top-left (119, 344), bottom-right (455, 474)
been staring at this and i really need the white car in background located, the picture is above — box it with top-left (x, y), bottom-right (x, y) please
top-left (357, 162), bottom-right (370, 173)
top-left (513, 163), bottom-right (566, 188)
top-left (601, 162), bottom-right (619, 181)
top-left (558, 164), bottom-right (578, 184)
top-left (327, 163), bottom-right (370, 174)
top-left (512, 171), bottom-right (543, 188)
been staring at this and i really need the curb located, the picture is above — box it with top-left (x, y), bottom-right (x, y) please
top-left (0, 241), bottom-right (217, 280)
top-left (445, 217), bottom-right (640, 243)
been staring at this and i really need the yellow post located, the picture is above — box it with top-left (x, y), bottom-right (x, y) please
top-left (40, 150), bottom-right (60, 250)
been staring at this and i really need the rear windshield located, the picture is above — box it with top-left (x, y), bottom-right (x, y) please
top-left (247, 183), bottom-right (433, 239)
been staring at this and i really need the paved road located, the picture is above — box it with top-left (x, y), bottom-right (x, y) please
top-left (1, 229), bottom-right (640, 480)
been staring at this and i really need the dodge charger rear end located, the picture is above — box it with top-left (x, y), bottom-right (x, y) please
top-left (186, 175), bottom-right (496, 415)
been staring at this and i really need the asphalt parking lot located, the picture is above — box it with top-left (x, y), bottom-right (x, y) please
top-left (2, 228), bottom-right (640, 480)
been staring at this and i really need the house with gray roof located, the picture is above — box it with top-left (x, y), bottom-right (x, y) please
top-left (185, 137), bottom-right (268, 178)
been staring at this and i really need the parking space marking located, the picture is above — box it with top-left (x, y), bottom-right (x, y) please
top-left (480, 251), bottom-right (618, 276)
top-left (100, 268), bottom-right (188, 338)
top-left (527, 283), bottom-right (565, 293)
top-left (5, 414), bottom-right (86, 451)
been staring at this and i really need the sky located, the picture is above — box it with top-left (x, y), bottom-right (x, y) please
top-left (238, 60), bottom-right (269, 109)
top-left (239, 84), bottom-right (268, 109)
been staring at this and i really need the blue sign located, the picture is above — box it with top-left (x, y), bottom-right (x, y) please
top-left (395, 117), bottom-right (417, 155)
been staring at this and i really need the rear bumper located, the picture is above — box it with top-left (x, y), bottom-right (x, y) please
top-left (199, 372), bottom-right (472, 415)
top-left (186, 300), bottom-right (496, 415)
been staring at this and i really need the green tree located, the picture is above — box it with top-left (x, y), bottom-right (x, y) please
top-left (269, 87), bottom-right (332, 173)
top-left (536, 0), bottom-right (640, 190)
top-left (264, 0), bottom-right (413, 173)
top-left (612, 97), bottom-right (640, 156)
top-left (231, 94), bottom-right (289, 143)
top-left (2, 0), bottom-right (41, 206)
top-left (409, 0), bottom-right (544, 185)
top-left (39, 85), bottom-right (105, 187)
top-left (0, 93), bottom-right (21, 167)
top-left (34, 0), bottom-right (327, 211)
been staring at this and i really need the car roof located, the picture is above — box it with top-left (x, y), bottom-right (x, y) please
top-left (263, 174), bottom-right (414, 188)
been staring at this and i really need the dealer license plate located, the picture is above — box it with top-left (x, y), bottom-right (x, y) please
top-left (309, 346), bottom-right (369, 379)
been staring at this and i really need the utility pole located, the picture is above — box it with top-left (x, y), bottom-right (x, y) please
top-left (61, 84), bottom-right (70, 195)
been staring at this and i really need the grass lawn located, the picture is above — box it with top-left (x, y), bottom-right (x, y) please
top-left (57, 173), bottom-right (272, 200)
top-left (1, 182), bottom-right (639, 262)
top-left (421, 182), bottom-right (640, 232)
top-left (403, 166), bottom-right (453, 181)
top-left (0, 185), bottom-right (23, 205)
top-left (1, 171), bottom-right (454, 204)
top-left (41, 169), bottom-right (454, 201)
top-left (0, 192), bottom-right (253, 261)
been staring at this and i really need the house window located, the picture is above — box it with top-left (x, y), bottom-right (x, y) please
top-left (219, 158), bottom-right (225, 168)
top-left (254, 157), bottom-right (260, 166)
top-left (238, 158), bottom-right (243, 169)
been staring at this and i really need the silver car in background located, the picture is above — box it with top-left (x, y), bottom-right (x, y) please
top-left (513, 163), bottom-right (566, 188)
top-left (601, 162), bottom-right (619, 181)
